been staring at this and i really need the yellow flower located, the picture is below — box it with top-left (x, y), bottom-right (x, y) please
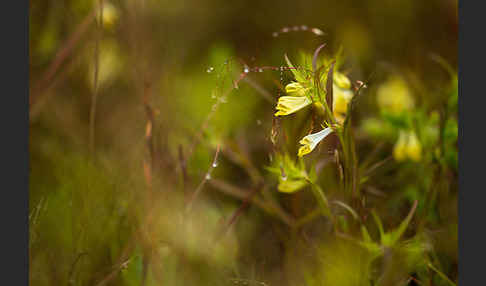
top-left (275, 96), bottom-right (312, 116)
top-left (285, 81), bottom-right (308, 96)
top-left (334, 71), bottom-right (352, 89)
top-left (298, 127), bottom-right (333, 157)
top-left (332, 83), bottom-right (354, 124)
top-left (393, 130), bottom-right (422, 162)
top-left (406, 131), bottom-right (422, 162)
top-left (100, 3), bottom-right (119, 29)
top-left (377, 77), bottom-right (414, 114)
top-left (275, 82), bottom-right (312, 116)
top-left (393, 131), bottom-right (408, 161)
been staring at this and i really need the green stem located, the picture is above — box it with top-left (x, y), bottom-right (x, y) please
top-left (427, 262), bottom-right (456, 286)
top-left (308, 180), bottom-right (331, 218)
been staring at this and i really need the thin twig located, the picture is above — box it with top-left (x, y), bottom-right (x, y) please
top-left (242, 76), bottom-right (275, 103)
top-left (217, 184), bottom-right (263, 239)
top-left (209, 178), bottom-right (296, 227)
top-left (185, 144), bottom-right (221, 211)
top-left (363, 156), bottom-right (392, 177)
top-left (30, 6), bottom-right (99, 109)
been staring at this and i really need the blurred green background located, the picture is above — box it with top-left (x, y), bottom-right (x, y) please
top-left (29, 0), bottom-right (457, 285)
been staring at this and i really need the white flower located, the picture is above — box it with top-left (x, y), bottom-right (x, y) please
top-left (298, 127), bottom-right (333, 157)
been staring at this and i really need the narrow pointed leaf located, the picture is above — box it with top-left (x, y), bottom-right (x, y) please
top-left (285, 53), bottom-right (305, 83)
top-left (388, 200), bottom-right (418, 245)
top-left (326, 61), bottom-right (335, 112)
top-left (312, 43), bottom-right (327, 73)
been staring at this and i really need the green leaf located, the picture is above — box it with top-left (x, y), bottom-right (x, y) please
top-left (371, 210), bottom-right (385, 242)
top-left (278, 179), bottom-right (308, 193)
top-left (285, 53), bottom-right (306, 83)
top-left (309, 182), bottom-right (331, 217)
top-left (386, 200), bottom-right (418, 246)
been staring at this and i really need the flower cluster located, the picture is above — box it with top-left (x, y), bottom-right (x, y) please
top-left (274, 56), bottom-right (355, 157)
top-left (393, 130), bottom-right (422, 162)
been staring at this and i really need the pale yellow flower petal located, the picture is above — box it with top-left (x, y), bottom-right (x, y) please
top-left (393, 131), bottom-right (408, 162)
top-left (332, 84), bottom-right (354, 124)
top-left (275, 96), bottom-right (312, 116)
top-left (334, 72), bottom-right (352, 89)
top-left (406, 132), bottom-right (422, 162)
top-left (285, 82), bottom-right (308, 97)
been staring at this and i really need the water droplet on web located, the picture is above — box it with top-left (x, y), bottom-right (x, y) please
top-left (212, 162), bottom-right (218, 168)
top-left (292, 26), bottom-right (299, 31)
top-left (258, 68), bottom-right (263, 72)
top-left (301, 25), bottom-right (308, 30)
top-left (272, 32), bottom-right (278, 37)
top-left (281, 27), bottom-right (289, 33)
top-left (257, 119), bottom-right (262, 125)
top-left (206, 67), bottom-right (214, 73)
top-left (281, 174), bottom-right (288, 181)
top-left (205, 173), bottom-right (211, 180)
top-left (244, 67), bottom-right (250, 73)
top-left (219, 96), bottom-right (228, 103)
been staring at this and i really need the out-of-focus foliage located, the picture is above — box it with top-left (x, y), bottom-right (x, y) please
top-left (30, 0), bottom-right (457, 285)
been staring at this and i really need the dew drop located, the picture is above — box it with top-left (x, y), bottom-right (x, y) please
top-left (212, 162), bottom-right (218, 168)
top-left (258, 68), bottom-right (263, 72)
top-left (272, 32), bottom-right (278, 37)
top-left (281, 27), bottom-right (289, 33)
top-left (205, 173), bottom-right (211, 180)
top-left (281, 174), bottom-right (288, 181)
top-left (301, 25), bottom-right (308, 30)
top-left (244, 67), bottom-right (250, 73)
top-left (206, 67), bottom-right (214, 73)
top-left (292, 26), bottom-right (299, 31)
top-left (256, 119), bottom-right (262, 125)
top-left (311, 27), bottom-right (325, 36)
